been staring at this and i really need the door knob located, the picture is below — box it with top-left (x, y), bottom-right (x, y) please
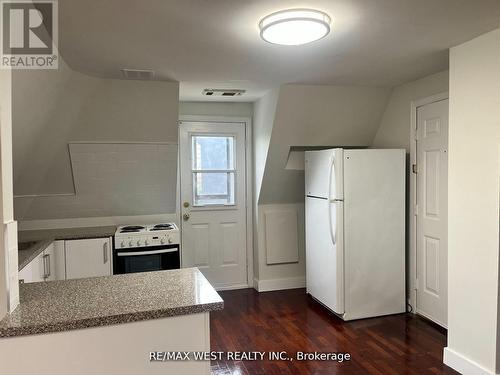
top-left (183, 213), bottom-right (190, 221)
top-left (183, 201), bottom-right (190, 208)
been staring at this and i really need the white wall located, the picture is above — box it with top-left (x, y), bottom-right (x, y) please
top-left (252, 89), bottom-right (279, 204)
top-left (254, 203), bottom-right (306, 291)
top-left (372, 70), bottom-right (449, 151)
top-left (13, 59), bottom-right (179, 221)
top-left (444, 28), bottom-right (500, 375)
top-left (0, 69), bottom-right (11, 318)
top-left (0, 68), bottom-right (18, 315)
top-left (179, 101), bottom-right (253, 118)
top-left (253, 84), bottom-right (391, 289)
top-left (260, 84), bottom-right (391, 204)
top-left (251, 89), bottom-right (279, 281)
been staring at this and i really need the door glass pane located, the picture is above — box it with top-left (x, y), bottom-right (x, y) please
top-left (191, 135), bottom-right (236, 206)
top-left (193, 172), bottom-right (235, 206)
top-left (192, 136), bottom-right (234, 170)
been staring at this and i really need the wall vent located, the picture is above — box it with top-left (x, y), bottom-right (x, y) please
top-left (202, 89), bottom-right (246, 97)
top-left (121, 69), bottom-right (155, 80)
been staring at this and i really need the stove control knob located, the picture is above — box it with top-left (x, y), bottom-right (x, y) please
top-left (145, 239), bottom-right (149, 246)
top-left (128, 241), bottom-right (133, 247)
top-left (160, 238), bottom-right (165, 245)
top-left (168, 237), bottom-right (173, 244)
top-left (120, 241), bottom-right (125, 248)
top-left (137, 240), bottom-right (141, 246)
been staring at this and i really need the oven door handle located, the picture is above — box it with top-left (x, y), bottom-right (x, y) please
top-left (116, 248), bottom-right (178, 257)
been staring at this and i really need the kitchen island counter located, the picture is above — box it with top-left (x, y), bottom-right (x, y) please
top-left (0, 267), bottom-right (223, 338)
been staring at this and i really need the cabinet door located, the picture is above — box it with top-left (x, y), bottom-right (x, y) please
top-left (19, 251), bottom-right (45, 283)
top-left (53, 240), bottom-right (66, 280)
top-left (18, 260), bottom-right (34, 284)
top-left (65, 238), bottom-right (112, 280)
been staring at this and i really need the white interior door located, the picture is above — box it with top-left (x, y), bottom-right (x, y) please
top-left (179, 121), bottom-right (248, 290)
top-left (416, 99), bottom-right (448, 327)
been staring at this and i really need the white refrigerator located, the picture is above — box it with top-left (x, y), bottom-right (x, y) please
top-left (305, 148), bottom-right (406, 321)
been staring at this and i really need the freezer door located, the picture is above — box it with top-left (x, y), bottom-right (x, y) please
top-left (305, 196), bottom-right (344, 314)
top-left (305, 149), bottom-right (343, 200)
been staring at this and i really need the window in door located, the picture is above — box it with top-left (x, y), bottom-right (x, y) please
top-left (191, 135), bottom-right (235, 206)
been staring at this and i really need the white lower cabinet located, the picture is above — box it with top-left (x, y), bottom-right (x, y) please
top-left (18, 251), bottom-right (45, 284)
top-left (53, 240), bottom-right (66, 280)
top-left (19, 238), bottom-right (112, 283)
top-left (19, 240), bottom-right (65, 283)
top-left (65, 237), bottom-right (112, 280)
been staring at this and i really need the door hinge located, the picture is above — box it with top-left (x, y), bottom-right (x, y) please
top-left (412, 164), bottom-right (418, 174)
top-left (414, 278), bottom-right (419, 291)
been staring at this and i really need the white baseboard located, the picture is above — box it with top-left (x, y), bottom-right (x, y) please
top-left (254, 276), bottom-right (306, 292)
top-left (215, 283), bottom-right (251, 291)
top-left (443, 347), bottom-right (493, 375)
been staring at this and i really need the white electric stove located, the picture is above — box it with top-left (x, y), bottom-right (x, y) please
top-left (113, 223), bottom-right (180, 274)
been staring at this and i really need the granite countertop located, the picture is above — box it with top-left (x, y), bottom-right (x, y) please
top-left (18, 225), bottom-right (117, 242)
top-left (0, 267), bottom-right (223, 338)
top-left (17, 226), bottom-right (117, 271)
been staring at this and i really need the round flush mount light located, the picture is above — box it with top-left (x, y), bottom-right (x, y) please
top-left (259, 9), bottom-right (331, 46)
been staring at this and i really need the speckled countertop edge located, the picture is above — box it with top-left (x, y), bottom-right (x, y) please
top-left (18, 226), bottom-right (117, 242)
top-left (0, 302), bottom-right (223, 338)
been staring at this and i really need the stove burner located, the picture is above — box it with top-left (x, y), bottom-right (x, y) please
top-left (119, 225), bottom-right (145, 233)
top-left (151, 223), bottom-right (174, 230)
top-left (122, 225), bottom-right (145, 230)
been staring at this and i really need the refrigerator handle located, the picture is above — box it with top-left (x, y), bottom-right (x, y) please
top-left (328, 156), bottom-right (335, 200)
top-left (329, 201), bottom-right (336, 246)
top-left (328, 156), bottom-right (337, 246)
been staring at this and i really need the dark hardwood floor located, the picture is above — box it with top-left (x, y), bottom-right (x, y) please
top-left (210, 288), bottom-right (458, 375)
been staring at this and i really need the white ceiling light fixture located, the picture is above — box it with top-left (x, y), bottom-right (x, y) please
top-left (259, 9), bottom-right (331, 46)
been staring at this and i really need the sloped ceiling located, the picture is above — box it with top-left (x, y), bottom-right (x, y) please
top-left (258, 84), bottom-right (391, 204)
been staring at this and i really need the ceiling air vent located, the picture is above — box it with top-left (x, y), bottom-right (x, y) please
top-left (121, 69), bottom-right (155, 80)
top-left (202, 89), bottom-right (246, 97)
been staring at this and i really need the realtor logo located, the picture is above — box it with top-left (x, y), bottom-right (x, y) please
top-left (1, 0), bottom-right (58, 69)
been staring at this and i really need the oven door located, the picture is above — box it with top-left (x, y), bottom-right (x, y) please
top-left (113, 244), bottom-right (180, 275)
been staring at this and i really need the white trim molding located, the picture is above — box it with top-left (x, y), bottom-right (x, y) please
top-left (215, 284), bottom-right (250, 292)
top-left (408, 91), bottom-right (448, 312)
top-left (254, 276), bottom-right (306, 292)
top-left (443, 347), bottom-right (493, 375)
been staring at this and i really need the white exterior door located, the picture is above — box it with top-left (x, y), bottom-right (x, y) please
top-left (179, 121), bottom-right (248, 290)
top-left (416, 99), bottom-right (449, 327)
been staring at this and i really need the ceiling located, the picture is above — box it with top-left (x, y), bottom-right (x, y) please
top-left (58, 0), bottom-right (500, 101)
